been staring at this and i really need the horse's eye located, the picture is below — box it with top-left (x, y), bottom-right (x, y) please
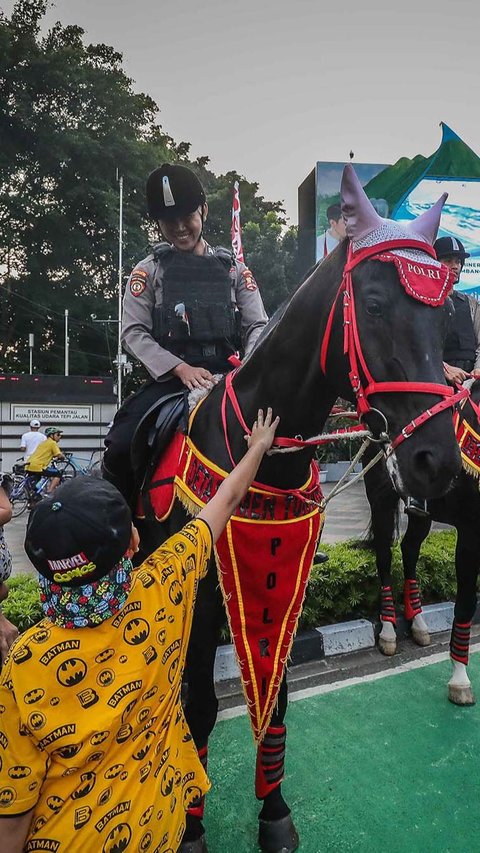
top-left (366, 301), bottom-right (382, 317)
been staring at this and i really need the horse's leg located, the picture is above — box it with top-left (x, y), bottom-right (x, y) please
top-left (400, 514), bottom-right (432, 646)
top-left (448, 524), bottom-right (479, 707)
top-left (180, 558), bottom-right (224, 852)
top-left (365, 474), bottom-right (399, 656)
top-left (256, 675), bottom-right (299, 853)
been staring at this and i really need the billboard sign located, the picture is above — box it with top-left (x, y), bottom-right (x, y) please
top-left (394, 178), bottom-right (480, 294)
top-left (315, 161), bottom-right (389, 261)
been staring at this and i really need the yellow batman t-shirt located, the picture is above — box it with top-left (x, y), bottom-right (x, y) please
top-left (0, 518), bottom-right (212, 852)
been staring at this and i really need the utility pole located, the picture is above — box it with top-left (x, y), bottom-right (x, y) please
top-left (117, 171), bottom-right (123, 408)
top-left (29, 333), bottom-right (34, 375)
top-left (64, 309), bottom-right (69, 376)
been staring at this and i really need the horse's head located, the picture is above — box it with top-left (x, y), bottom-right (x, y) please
top-left (324, 165), bottom-right (461, 499)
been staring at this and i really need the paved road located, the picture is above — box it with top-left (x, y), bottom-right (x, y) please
top-left (6, 478), bottom-right (451, 577)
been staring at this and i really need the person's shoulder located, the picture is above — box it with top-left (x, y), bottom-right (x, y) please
top-left (2, 620), bottom-right (51, 676)
top-left (130, 253), bottom-right (156, 276)
top-left (211, 245), bottom-right (234, 263)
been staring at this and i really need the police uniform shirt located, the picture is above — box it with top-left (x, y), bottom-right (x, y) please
top-left (121, 244), bottom-right (268, 380)
top-left (0, 519), bottom-right (212, 852)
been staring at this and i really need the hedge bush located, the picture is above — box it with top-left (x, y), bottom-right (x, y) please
top-left (3, 575), bottom-right (42, 632)
top-left (300, 529), bottom-right (457, 629)
top-left (3, 530), bottom-right (458, 636)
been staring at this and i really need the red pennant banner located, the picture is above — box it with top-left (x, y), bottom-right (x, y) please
top-left (174, 436), bottom-right (324, 740)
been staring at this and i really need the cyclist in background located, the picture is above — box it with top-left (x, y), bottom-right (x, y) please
top-left (20, 419), bottom-right (46, 462)
top-left (25, 427), bottom-right (65, 495)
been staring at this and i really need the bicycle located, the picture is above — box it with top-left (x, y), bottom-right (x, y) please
top-left (61, 451), bottom-right (102, 476)
top-left (9, 460), bottom-right (77, 518)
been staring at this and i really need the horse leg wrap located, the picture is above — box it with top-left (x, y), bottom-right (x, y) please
top-left (450, 620), bottom-right (471, 666)
top-left (255, 725), bottom-right (286, 801)
top-left (380, 586), bottom-right (396, 625)
top-left (187, 744), bottom-right (208, 820)
top-left (403, 579), bottom-right (422, 621)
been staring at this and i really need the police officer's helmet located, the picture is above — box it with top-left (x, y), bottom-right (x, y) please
top-left (434, 236), bottom-right (470, 262)
top-left (146, 164), bottom-right (206, 221)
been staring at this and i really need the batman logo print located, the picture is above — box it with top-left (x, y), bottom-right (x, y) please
top-left (123, 618), bottom-right (150, 646)
top-left (8, 765), bottom-right (30, 779)
top-left (24, 687), bottom-right (45, 704)
top-left (102, 821), bottom-right (132, 853)
top-left (0, 787), bottom-right (16, 807)
top-left (72, 771), bottom-right (96, 799)
top-left (95, 648), bottom-right (115, 664)
top-left (57, 657), bottom-right (87, 686)
top-left (28, 711), bottom-right (46, 731)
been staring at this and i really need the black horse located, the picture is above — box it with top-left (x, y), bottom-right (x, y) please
top-left (135, 166), bottom-right (461, 853)
top-left (364, 380), bottom-right (480, 707)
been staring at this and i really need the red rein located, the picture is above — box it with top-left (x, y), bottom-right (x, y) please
top-left (222, 239), bottom-right (469, 461)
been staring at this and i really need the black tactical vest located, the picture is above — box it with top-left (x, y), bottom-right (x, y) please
top-left (152, 247), bottom-right (241, 373)
top-left (444, 292), bottom-right (476, 369)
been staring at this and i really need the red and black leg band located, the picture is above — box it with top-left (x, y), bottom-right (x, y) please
top-left (450, 620), bottom-right (471, 666)
top-left (403, 579), bottom-right (422, 621)
top-left (255, 725), bottom-right (286, 800)
top-left (380, 586), bottom-right (396, 625)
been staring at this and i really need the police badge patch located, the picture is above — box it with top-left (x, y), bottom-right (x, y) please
top-left (241, 269), bottom-right (257, 291)
top-left (130, 270), bottom-right (147, 297)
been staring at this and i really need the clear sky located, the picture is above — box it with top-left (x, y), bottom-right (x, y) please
top-left (4, 0), bottom-right (480, 223)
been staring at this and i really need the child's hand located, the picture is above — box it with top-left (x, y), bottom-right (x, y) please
top-left (246, 408), bottom-right (280, 454)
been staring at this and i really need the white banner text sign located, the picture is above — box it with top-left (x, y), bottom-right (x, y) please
top-left (11, 405), bottom-right (93, 423)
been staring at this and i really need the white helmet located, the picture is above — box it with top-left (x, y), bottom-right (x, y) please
top-left (30, 419), bottom-right (41, 428)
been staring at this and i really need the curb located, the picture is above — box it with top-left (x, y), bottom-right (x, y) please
top-left (213, 602), bottom-right (456, 683)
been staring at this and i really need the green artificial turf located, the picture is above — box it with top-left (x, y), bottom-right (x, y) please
top-left (205, 652), bottom-right (480, 852)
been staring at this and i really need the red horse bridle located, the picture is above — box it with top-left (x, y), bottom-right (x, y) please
top-left (221, 238), bottom-right (469, 463)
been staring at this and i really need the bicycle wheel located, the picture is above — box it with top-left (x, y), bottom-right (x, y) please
top-left (55, 461), bottom-right (77, 481)
top-left (10, 484), bottom-right (29, 518)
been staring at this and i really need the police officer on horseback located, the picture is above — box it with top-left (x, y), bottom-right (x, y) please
top-left (406, 236), bottom-right (480, 518)
top-left (103, 163), bottom-right (268, 500)
top-left (435, 236), bottom-right (480, 385)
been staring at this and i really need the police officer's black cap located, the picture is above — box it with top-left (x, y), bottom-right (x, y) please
top-left (434, 236), bottom-right (470, 260)
top-left (146, 164), bottom-right (206, 221)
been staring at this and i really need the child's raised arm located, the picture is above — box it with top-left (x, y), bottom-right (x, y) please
top-left (197, 407), bottom-right (279, 543)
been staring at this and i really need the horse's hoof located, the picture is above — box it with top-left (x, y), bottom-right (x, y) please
top-left (378, 636), bottom-right (396, 656)
top-left (448, 684), bottom-right (476, 706)
top-left (179, 835), bottom-right (208, 853)
top-left (411, 626), bottom-right (430, 647)
top-left (258, 814), bottom-right (299, 853)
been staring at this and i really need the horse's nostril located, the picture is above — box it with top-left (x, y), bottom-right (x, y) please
top-left (413, 449), bottom-right (436, 478)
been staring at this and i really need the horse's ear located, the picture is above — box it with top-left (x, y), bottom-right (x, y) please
top-left (340, 164), bottom-right (383, 241)
top-left (406, 193), bottom-right (448, 245)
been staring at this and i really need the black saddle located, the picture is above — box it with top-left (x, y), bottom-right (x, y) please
top-left (131, 390), bottom-right (188, 494)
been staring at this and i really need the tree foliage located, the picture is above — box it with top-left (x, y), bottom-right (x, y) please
top-left (0, 0), bottom-right (299, 383)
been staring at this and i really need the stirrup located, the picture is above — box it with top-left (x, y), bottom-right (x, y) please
top-left (404, 497), bottom-right (429, 519)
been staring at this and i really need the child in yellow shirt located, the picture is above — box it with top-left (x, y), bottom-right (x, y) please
top-left (0, 408), bottom-right (279, 852)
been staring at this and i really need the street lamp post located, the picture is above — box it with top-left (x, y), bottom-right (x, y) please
top-left (64, 309), bottom-right (69, 376)
top-left (117, 173), bottom-right (123, 409)
top-left (29, 333), bottom-right (34, 375)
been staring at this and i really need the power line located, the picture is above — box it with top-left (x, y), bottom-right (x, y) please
top-left (0, 282), bottom-right (116, 333)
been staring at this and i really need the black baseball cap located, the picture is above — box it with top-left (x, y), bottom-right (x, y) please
top-left (434, 236), bottom-right (470, 260)
top-left (25, 477), bottom-right (132, 587)
top-left (146, 163), bottom-right (206, 220)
